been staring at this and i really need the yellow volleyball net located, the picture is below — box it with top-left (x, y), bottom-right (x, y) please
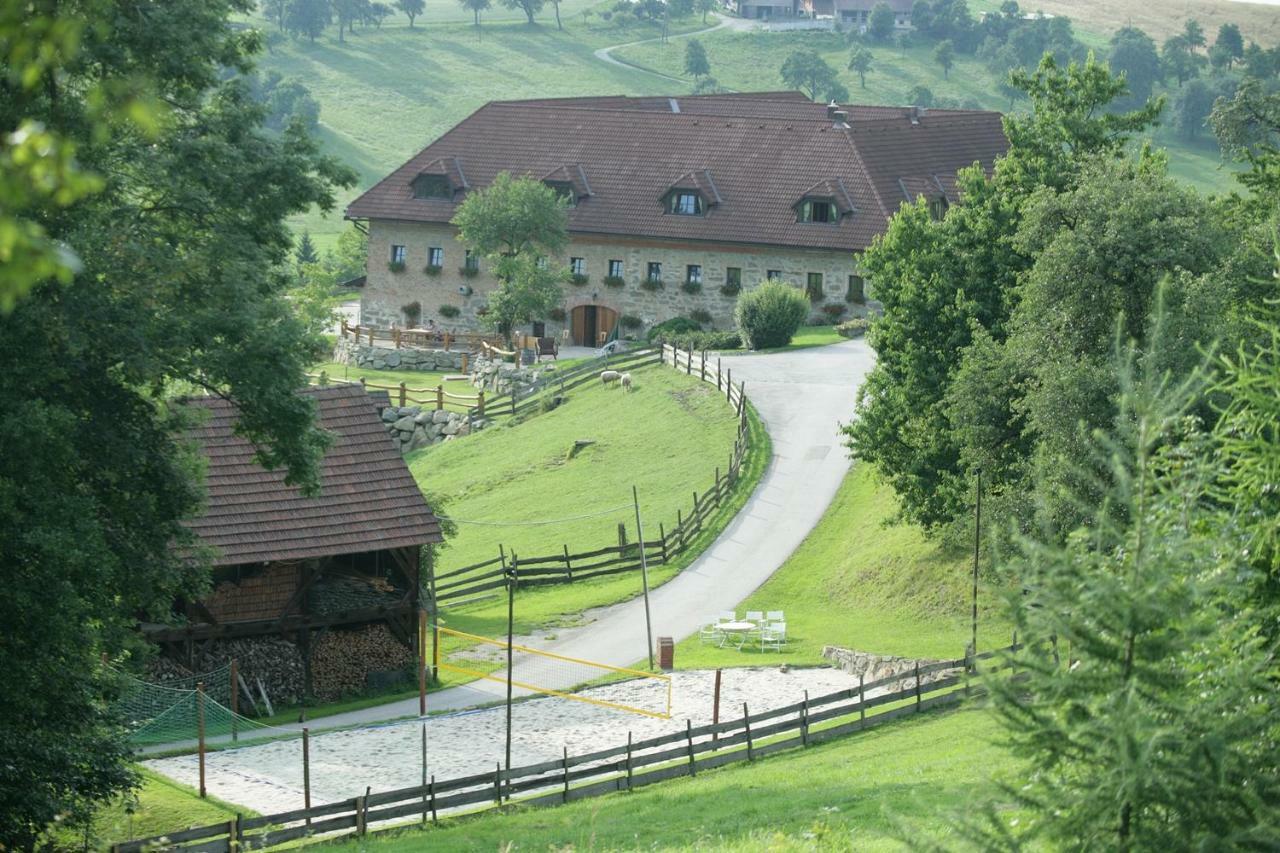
top-left (435, 625), bottom-right (672, 719)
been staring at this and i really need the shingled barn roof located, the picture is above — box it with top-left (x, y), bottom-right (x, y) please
top-left (346, 92), bottom-right (1007, 253)
top-left (183, 384), bottom-right (440, 567)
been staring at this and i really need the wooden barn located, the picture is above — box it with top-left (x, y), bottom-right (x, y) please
top-left (142, 384), bottom-right (442, 703)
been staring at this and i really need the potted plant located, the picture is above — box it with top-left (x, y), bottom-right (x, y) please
top-left (402, 300), bottom-right (422, 326)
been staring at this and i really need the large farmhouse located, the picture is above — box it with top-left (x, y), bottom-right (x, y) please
top-left (346, 92), bottom-right (1007, 346)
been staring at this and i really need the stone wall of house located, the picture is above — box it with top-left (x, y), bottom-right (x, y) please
top-left (363, 220), bottom-right (867, 339)
top-left (379, 404), bottom-right (486, 453)
top-left (332, 337), bottom-right (467, 372)
top-left (821, 646), bottom-right (959, 690)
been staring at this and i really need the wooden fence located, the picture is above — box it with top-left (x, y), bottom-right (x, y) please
top-left (424, 344), bottom-right (752, 608)
top-left (339, 320), bottom-right (502, 354)
top-left (110, 646), bottom-right (1016, 852)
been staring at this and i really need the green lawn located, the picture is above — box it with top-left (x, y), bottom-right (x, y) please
top-left (413, 362), bottom-right (765, 642)
top-left (613, 29), bottom-right (1244, 197)
top-left (673, 464), bottom-right (1011, 671)
top-left (81, 769), bottom-right (249, 849)
top-left (327, 706), bottom-right (1017, 852)
top-left (770, 323), bottom-right (846, 352)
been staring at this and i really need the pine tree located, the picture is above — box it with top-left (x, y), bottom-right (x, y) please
top-left (964, 296), bottom-right (1280, 848)
top-left (295, 230), bottom-right (319, 266)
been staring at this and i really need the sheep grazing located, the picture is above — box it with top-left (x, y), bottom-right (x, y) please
top-left (620, 373), bottom-right (633, 392)
top-left (600, 370), bottom-right (621, 386)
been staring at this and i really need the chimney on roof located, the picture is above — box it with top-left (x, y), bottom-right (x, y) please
top-left (832, 109), bottom-right (849, 128)
top-left (826, 100), bottom-right (839, 119)
top-left (910, 105), bottom-right (926, 125)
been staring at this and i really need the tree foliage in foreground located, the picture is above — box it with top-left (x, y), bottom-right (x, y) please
top-left (960, 294), bottom-right (1280, 848)
top-left (0, 0), bottom-right (353, 845)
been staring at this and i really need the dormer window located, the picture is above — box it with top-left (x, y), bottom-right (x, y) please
top-left (545, 180), bottom-right (577, 207)
top-left (928, 196), bottom-right (949, 221)
top-left (667, 191), bottom-right (704, 216)
top-left (412, 174), bottom-right (453, 200)
top-left (796, 198), bottom-right (838, 224)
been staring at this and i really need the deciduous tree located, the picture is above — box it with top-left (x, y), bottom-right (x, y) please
top-left (868, 1), bottom-right (895, 42)
top-left (502, 0), bottom-right (544, 25)
top-left (1108, 26), bottom-right (1161, 110)
top-left (0, 0), bottom-right (353, 845)
top-left (780, 49), bottom-right (843, 101)
top-left (933, 38), bottom-right (955, 78)
top-left (459, 0), bottom-right (492, 29)
top-left (395, 0), bottom-right (426, 26)
top-left (451, 173), bottom-right (568, 341)
top-left (685, 38), bottom-right (711, 80)
top-left (848, 47), bottom-right (873, 88)
top-left (287, 0), bottom-right (332, 41)
top-left (1216, 22), bottom-right (1244, 66)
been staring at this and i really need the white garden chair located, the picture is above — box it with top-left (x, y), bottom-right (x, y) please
top-left (766, 610), bottom-right (784, 623)
top-left (718, 610), bottom-right (736, 623)
top-left (760, 621), bottom-right (787, 652)
top-left (745, 610), bottom-right (764, 623)
top-left (699, 619), bottom-right (724, 645)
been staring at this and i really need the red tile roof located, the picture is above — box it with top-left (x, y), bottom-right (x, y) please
top-left (182, 385), bottom-right (440, 567)
top-left (346, 93), bottom-right (1007, 252)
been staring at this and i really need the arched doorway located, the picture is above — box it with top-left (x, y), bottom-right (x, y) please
top-left (569, 305), bottom-right (618, 347)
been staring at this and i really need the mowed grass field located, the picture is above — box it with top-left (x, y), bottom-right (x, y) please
top-left (613, 28), bottom-right (1245, 195)
top-left (673, 464), bottom-right (1012, 670)
top-left (409, 362), bottom-right (766, 640)
top-left (326, 706), bottom-right (1018, 852)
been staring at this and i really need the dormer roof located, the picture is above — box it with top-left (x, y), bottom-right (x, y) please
top-left (796, 178), bottom-right (857, 215)
top-left (541, 164), bottom-right (593, 200)
top-left (666, 169), bottom-right (723, 206)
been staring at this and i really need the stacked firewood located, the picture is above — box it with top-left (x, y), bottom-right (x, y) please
top-left (196, 637), bottom-right (305, 710)
top-left (311, 624), bottom-right (414, 701)
top-left (310, 574), bottom-right (402, 615)
top-left (143, 656), bottom-right (196, 685)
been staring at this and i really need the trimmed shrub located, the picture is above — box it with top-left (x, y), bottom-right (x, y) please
top-left (620, 314), bottom-right (644, 330)
top-left (735, 281), bottom-right (808, 349)
top-left (646, 316), bottom-right (703, 343)
top-left (836, 317), bottom-right (869, 337)
top-left (668, 330), bottom-right (742, 350)
top-left (438, 304), bottom-right (460, 319)
top-left (402, 301), bottom-right (421, 325)
top-left (689, 308), bottom-right (713, 325)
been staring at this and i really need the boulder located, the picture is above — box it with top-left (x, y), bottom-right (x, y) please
top-left (441, 420), bottom-right (460, 436)
top-left (393, 415), bottom-right (416, 433)
top-left (380, 408), bottom-right (397, 423)
top-left (432, 409), bottom-right (450, 424)
top-left (414, 411), bottom-right (434, 425)
top-left (385, 352), bottom-right (401, 367)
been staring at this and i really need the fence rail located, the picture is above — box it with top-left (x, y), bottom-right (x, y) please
top-left (111, 645), bottom-right (1016, 852)
top-left (339, 320), bottom-right (503, 354)
top-left (425, 344), bottom-right (751, 609)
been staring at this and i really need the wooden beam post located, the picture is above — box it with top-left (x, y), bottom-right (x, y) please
top-left (743, 703), bottom-right (754, 761)
top-left (302, 727), bottom-right (312, 825)
top-left (685, 719), bottom-right (696, 776)
top-left (858, 674), bottom-right (866, 729)
top-left (436, 385), bottom-right (443, 411)
top-left (712, 669), bottom-right (722, 749)
top-left (399, 382), bottom-right (407, 408)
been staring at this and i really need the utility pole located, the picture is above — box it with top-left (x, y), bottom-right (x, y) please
top-left (634, 486), bottom-right (655, 670)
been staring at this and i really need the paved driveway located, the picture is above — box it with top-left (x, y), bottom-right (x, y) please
top-left (249, 338), bottom-right (876, 734)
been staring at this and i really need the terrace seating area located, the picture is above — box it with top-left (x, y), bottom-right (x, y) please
top-left (699, 610), bottom-right (787, 652)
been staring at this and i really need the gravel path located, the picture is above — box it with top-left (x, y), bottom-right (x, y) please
top-left (146, 666), bottom-right (865, 815)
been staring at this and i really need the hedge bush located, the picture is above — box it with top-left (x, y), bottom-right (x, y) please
top-left (689, 308), bottom-right (713, 325)
top-left (735, 281), bottom-right (808, 349)
top-left (646, 316), bottom-right (702, 343)
top-left (438, 304), bottom-right (460, 319)
top-left (664, 330), bottom-right (742, 351)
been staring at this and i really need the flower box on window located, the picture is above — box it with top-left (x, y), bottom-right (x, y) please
top-left (424, 264), bottom-right (443, 276)
top-left (388, 260), bottom-right (407, 273)
top-left (603, 275), bottom-right (626, 288)
top-left (641, 278), bottom-right (664, 291)
top-left (459, 266), bottom-right (480, 278)
top-left (570, 273), bottom-right (589, 286)
top-left (681, 280), bottom-right (702, 294)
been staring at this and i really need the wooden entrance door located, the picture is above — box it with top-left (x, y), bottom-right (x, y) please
top-left (570, 305), bottom-right (619, 346)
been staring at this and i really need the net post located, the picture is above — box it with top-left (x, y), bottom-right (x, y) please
top-left (230, 659), bottom-right (238, 742)
top-left (685, 719), bottom-right (696, 776)
top-left (742, 703), bottom-right (754, 761)
top-left (633, 486), bottom-right (655, 671)
top-left (302, 727), bottom-right (312, 825)
top-left (196, 682), bottom-right (206, 798)
top-left (418, 608), bottom-right (427, 717)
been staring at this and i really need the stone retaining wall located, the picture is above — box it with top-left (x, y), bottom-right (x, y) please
top-left (821, 646), bottom-right (958, 690)
top-left (467, 354), bottom-right (559, 396)
top-left (333, 337), bottom-right (466, 372)
top-left (379, 404), bottom-right (487, 453)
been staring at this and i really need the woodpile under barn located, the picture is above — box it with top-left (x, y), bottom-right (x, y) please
top-left (141, 384), bottom-right (441, 710)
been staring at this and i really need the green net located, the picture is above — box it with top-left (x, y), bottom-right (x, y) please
top-left (111, 664), bottom-right (283, 747)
